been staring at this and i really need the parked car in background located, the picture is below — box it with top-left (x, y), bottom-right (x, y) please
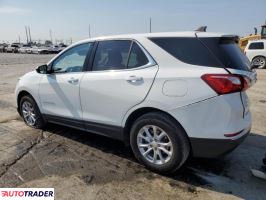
top-left (58, 44), bottom-right (67, 52)
top-left (6, 43), bottom-right (20, 53)
top-left (31, 46), bottom-right (49, 54)
top-left (2, 43), bottom-right (8, 52)
top-left (48, 44), bottom-right (67, 54)
top-left (16, 32), bottom-right (256, 173)
top-left (19, 45), bottom-right (31, 54)
top-left (31, 46), bottom-right (39, 54)
top-left (26, 46), bottom-right (33, 54)
top-left (245, 40), bottom-right (266, 69)
top-left (0, 44), bottom-right (5, 53)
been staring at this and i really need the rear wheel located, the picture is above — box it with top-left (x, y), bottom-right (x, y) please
top-left (130, 112), bottom-right (190, 173)
top-left (20, 95), bottom-right (46, 129)
top-left (252, 56), bottom-right (266, 69)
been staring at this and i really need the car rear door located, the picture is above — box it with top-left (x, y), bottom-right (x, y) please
top-left (79, 40), bottom-right (158, 137)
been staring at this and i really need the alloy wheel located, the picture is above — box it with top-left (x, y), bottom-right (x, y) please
top-left (253, 57), bottom-right (266, 69)
top-left (22, 101), bottom-right (37, 126)
top-left (137, 125), bottom-right (173, 165)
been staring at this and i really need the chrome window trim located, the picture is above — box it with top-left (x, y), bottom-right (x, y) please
top-left (87, 38), bottom-right (157, 73)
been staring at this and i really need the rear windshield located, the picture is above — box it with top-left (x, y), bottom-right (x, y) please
top-left (149, 37), bottom-right (250, 71)
top-left (199, 37), bottom-right (250, 71)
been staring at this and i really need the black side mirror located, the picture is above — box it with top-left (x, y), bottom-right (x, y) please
top-left (36, 64), bottom-right (52, 74)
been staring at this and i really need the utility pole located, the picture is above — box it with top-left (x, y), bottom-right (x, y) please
top-left (149, 17), bottom-right (152, 33)
top-left (18, 35), bottom-right (20, 44)
top-left (25, 26), bottom-right (29, 44)
top-left (49, 29), bottom-right (53, 43)
top-left (28, 26), bottom-right (32, 43)
top-left (89, 25), bottom-right (91, 38)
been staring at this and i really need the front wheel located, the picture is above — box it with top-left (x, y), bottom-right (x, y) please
top-left (20, 95), bottom-right (46, 129)
top-left (130, 112), bottom-right (190, 174)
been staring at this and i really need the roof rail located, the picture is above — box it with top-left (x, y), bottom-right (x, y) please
top-left (195, 26), bottom-right (207, 32)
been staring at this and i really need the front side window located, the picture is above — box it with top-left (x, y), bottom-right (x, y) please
top-left (92, 40), bottom-right (131, 71)
top-left (52, 43), bottom-right (92, 73)
top-left (248, 42), bottom-right (264, 50)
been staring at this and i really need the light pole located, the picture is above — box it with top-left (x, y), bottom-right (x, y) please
top-left (89, 25), bottom-right (91, 38)
top-left (149, 17), bottom-right (152, 33)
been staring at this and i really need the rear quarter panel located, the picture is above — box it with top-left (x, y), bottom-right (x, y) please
top-left (133, 37), bottom-right (227, 111)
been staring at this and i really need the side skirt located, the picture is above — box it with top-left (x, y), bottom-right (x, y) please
top-left (43, 114), bottom-right (124, 141)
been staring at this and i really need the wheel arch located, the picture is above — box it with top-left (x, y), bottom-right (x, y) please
top-left (251, 55), bottom-right (266, 61)
top-left (123, 107), bottom-right (192, 151)
top-left (17, 90), bottom-right (35, 115)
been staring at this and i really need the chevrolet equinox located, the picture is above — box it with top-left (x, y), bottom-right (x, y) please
top-left (15, 32), bottom-right (257, 173)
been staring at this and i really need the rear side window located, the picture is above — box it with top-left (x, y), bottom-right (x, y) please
top-left (199, 37), bottom-right (250, 71)
top-left (92, 40), bottom-right (131, 71)
top-left (149, 37), bottom-right (220, 67)
top-left (128, 42), bottom-right (149, 68)
top-left (248, 42), bottom-right (264, 50)
top-left (150, 37), bottom-right (250, 71)
top-left (92, 40), bottom-right (149, 71)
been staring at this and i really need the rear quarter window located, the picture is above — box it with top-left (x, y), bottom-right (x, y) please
top-left (150, 37), bottom-right (250, 71)
top-left (127, 42), bottom-right (149, 68)
top-left (149, 37), bottom-right (220, 67)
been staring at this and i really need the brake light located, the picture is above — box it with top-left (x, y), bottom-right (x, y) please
top-left (224, 130), bottom-right (243, 137)
top-left (242, 76), bottom-right (250, 91)
top-left (201, 74), bottom-right (250, 95)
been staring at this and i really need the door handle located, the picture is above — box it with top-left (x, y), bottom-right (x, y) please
top-left (126, 75), bottom-right (143, 83)
top-left (68, 78), bottom-right (79, 84)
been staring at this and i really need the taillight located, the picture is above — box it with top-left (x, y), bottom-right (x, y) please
top-left (242, 76), bottom-right (251, 91)
top-left (201, 74), bottom-right (250, 95)
top-left (224, 130), bottom-right (243, 137)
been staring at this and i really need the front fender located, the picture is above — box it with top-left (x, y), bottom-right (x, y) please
top-left (15, 71), bottom-right (43, 113)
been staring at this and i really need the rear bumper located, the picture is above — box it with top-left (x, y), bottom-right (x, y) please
top-left (190, 128), bottom-right (250, 158)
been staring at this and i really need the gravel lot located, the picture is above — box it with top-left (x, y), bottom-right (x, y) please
top-left (0, 53), bottom-right (265, 200)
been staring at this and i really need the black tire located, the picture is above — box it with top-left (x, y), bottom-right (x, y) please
top-left (252, 56), bottom-right (266, 69)
top-left (19, 95), bottom-right (46, 129)
top-left (130, 112), bottom-right (190, 174)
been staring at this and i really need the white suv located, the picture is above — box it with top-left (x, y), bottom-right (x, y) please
top-left (15, 32), bottom-right (256, 173)
top-left (245, 40), bottom-right (266, 69)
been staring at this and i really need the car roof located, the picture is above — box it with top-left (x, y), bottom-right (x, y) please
top-left (76, 31), bottom-right (235, 44)
top-left (248, 39), bottom-right (266, 44)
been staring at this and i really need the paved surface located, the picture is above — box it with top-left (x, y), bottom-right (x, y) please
top-left (0, 53), bottom-right (265, 200)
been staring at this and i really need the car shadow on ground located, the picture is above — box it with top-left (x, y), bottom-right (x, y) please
top-left (44, 123), bottom-right (266, 200)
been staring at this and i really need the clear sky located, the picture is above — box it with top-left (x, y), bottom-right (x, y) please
top-left (0, 0), bottom-right (265, 43)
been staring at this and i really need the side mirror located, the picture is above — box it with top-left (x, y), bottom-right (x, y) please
top-left (36, 64), bottom-right (51, 74)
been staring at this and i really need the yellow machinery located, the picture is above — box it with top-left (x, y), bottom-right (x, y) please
top-left (239, 23), bottom-right (266, 51)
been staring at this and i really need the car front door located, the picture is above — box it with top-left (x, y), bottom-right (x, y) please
top-left (80, 40), bottom-right (158, 138)
top-left (39, 42), bottom-right (93, 124)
